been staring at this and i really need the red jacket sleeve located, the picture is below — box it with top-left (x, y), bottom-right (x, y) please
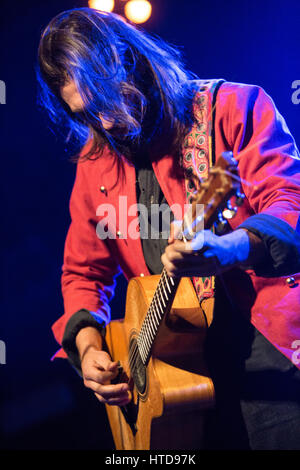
top-left (221, 83), bottom-right (300, 230)
top-left (51, 157), bottom-right (120, 348)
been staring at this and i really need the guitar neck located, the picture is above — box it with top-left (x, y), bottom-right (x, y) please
top-left (137, 268), bottom-right (180, 365)
top-left (136, 151), bottom-right (240, 367)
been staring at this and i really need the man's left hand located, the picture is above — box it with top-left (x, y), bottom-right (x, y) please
top-left (161, 228), bottom-right (251, 278)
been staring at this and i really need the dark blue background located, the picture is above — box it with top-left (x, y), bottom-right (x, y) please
top-left (0, 0), bottom-right (299, 450)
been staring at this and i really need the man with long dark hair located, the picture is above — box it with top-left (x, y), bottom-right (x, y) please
top-left (38, 8), bottom-right (300, 449)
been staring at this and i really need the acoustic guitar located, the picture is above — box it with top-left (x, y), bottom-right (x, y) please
top-left (104, 151), bottom-right (241, 449)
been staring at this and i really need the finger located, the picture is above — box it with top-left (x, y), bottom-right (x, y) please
top-left (107, 361), bottom-right (120, 371)
top-left (162, 246), bottom-right (200, 267)
top-left (171, 240), bottom-right (202, 255)
top-left (168, 230), bottom-right (216, 254)
top-left (85, 380), bottom-right (129, 397)
top-left (188, 234), bottom-right (206, 252)
top-left (164, 242), bottom-right (195, 260)
top-left (95, 392), bottom-right (131, 406)
top-left (168, 220), bottom-right (183, 243)
top-left (190, 230), bottom-right (218, 251)
top-left (105, 389), bottom-right (131, 405)
top-left (164, 257), bottom-right (220, 278)
top-left (93, 389), bottom-right (130, 405)
top-left (163, 246), bottom-right (185, 262)
top-left (107, 396), bottom-right (131, 406)
top-left (93, 355), bottom-right (119, 371)
top-left (91, 357), bottom-right (120, 381)
top-left (173, 258), bottom-right (222, 277)
top-left (84, 367), bottom-right (118, 384)
top-left (162, 250), bottom-right (201, 276)
top-left (161, 254), bottom-right (179, 277)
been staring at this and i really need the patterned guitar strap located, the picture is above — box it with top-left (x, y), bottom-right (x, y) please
top-left (181, 79), bottom-right (225, 319)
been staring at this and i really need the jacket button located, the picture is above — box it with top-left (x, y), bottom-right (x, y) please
top-left (286, 277), bottom-right (296, 287)
top-left (100, 186), bottom-right (107, 194)
top-left (116, 230), bottom-right (122, 238)
top-left (140, 273), bottom-right (145, 277)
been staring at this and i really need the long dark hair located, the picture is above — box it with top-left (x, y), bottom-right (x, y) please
top-left (37, 8), bottom-right (198, 161)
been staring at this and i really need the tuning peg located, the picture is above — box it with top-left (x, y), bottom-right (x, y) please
top-left (214, 213), bottom-right (229, 234)
top-left (222, 201), bottom-right (237, 220)
top-left (235, 189), bottom-right (245, 207)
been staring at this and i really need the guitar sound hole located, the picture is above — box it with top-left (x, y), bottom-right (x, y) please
top-left (129, 337), bottom-right (147, 396)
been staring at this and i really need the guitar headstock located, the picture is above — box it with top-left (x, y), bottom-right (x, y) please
top-left (181, 151), bottom-right (243, 239)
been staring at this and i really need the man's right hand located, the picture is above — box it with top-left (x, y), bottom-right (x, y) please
top-left (81, 348), bottom-right (131, 406)
top-left (76, 326), bottom-right (131, 407)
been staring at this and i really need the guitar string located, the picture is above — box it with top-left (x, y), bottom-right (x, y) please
top-left (136, 271), bottom-right (168, 360)
top-left (128, 271), bottom-right (168, 370)
top-left (128, 269), bottom-right (175, 372)
top-left (138, 270), bottom-right (175, 363)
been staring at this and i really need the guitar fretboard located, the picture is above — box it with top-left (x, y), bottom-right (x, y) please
top-left (137, 268), bottom-right (180, 365)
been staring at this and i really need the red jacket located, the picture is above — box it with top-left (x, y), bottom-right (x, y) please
top-left (52, 82), bottom-right (300, 367)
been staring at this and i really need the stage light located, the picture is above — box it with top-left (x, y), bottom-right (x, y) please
top-left (89, 0), bottom-right (115, 12)
top-left (124, 0), bottom-right (152, 24)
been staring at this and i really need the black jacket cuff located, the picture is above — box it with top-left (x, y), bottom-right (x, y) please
top-left (62, 309), bottom-right (106, 373)
top-left (238, 213), bottom-right (300, 277)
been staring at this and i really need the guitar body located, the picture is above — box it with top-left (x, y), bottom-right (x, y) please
top-left (104, 274), bottom-right (215, 450)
